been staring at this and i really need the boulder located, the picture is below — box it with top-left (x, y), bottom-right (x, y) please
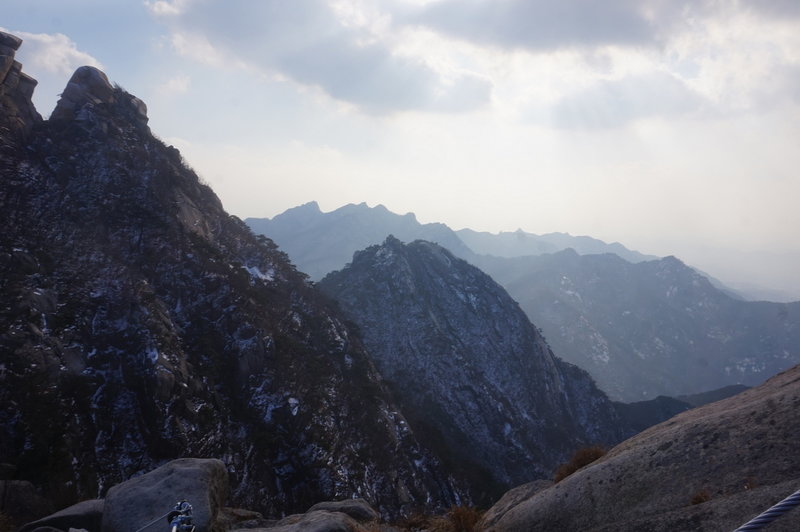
top-left (259, 510), bottom-right (362, 532)
top-left (18, 499), bottom-right (103, 532)
top-left (0, 480), bottom-right (55, 526)
top-left (101, 458), bottom-right (229, 532)
top-left (479, 480), bottom-right (551, 529)
top-left (50, 66), bottom-right (115, 122)
top-left (306, 499), bottom-right (380, 523)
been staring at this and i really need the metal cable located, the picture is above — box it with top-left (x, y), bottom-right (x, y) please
top-left (133, 510), bottom-right (173, 532)
top-left (734, 488), bottom-right (800, 531)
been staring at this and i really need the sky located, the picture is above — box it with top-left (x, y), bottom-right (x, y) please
top-left (4, 0), bottom-right (800, 300)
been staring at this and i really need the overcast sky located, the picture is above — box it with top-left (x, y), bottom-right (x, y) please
top-left (4, 0), bottom-right (800, 300)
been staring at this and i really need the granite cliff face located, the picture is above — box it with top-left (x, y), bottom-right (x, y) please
top-left (483, 364), bottom-right (800, 531)
top-left (0, 33), bottom-right (465, 517)
top-left (319, 237), bottom-right (627, 502)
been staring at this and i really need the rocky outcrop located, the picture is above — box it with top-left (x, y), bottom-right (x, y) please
top-left (483, 364), bottom-right (800, 531)
top-left (0, 31), bottom-right (41, 137)
top-left (0, 479), bottom-right (55, 527)
top-left (18, 459), bottom-right (385, 532)
top-left (49, 66), bottom-right (147, 126)
top-left (0, 32), bottom-right (466, 518)
top-left (319, 237), bottom-right (628, 503)
top-left (102, 459), bottom-right (228, 532)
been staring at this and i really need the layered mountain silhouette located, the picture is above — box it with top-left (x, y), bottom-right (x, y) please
top-left (474, 251), bottom-right (800, 401)
top-left (249, 202), bottom-right (800, 401)
top-left (246, 202), bottom-right (474, 280)
top-left (319, 237), bottom-right (629, 502)
top-left (0, 35), bottom-right (467, 517)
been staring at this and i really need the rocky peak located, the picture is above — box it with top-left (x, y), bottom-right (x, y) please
top-left (1, 58), bottom-right (465, 517)
top-left (0, 31), bottom-right (41, 137)
top-left (50, 65), bottom-right (148, 126)
top-left (319, 238), bottom-right (627, 503)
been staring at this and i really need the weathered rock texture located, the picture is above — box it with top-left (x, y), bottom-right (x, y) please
top-left (101, 459), bottom-right (227, 532)
top-left (319, 237), bottom-right (628, 502)
top-left (0, 33), bottom-right (465, 519)
top-left (483, 364), bottom-right (800, 531)
top-left (0, 30), bottom-right (41, 137)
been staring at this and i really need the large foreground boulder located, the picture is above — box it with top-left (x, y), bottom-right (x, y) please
top-left (483, 364), bottom-right (800, 531)
top-left (101, 458), bottom-right (228, 532)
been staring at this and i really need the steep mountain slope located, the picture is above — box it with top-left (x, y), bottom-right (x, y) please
top-left (318, 237), bottom-right (628, 502)
top-left (246, 202), bottom-right (474, 280)
top-left (474, 250), bottom-right (800, 401)
top-left (483, 364), bottom-right (800, 531)
top-left (0, 34), bottom-right (465, 517)
top-left (456, 227), bottom-right (656, 263)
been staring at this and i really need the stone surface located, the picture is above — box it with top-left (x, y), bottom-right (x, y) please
top-left (0, 31), bottom-right (22, 50)
top-left (307, 499), bottom-right (380, 523)
top-left (18, 499), bottom-right (103, 532)
top-left (0, 480), bottom-right (55, 527)
top-left (484, 364), bottom-right (800, 531)
top-left (50, 66), bottom-right (115, 122)
top-left (259, 510), bottom-right (362, 532)
top-left (0, 31), bottom-right (42, 136)
top-left (101, 459), bottom-right (228, 532)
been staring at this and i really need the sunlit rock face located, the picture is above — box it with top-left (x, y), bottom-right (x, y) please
top-left (319, 236), bottom-right (627, 503)
top-left (0, 32), bottom-right (467, 518)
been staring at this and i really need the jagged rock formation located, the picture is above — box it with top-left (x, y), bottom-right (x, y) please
top-left (474, 250), bottom-right (800, 401)
top-left (0, 32), bottom-right (465, 520)
top-left (318, 237), bottom-right (628, 503)
top-left (245, 202), bottom-right (475, 280)
top-left (0, 32), bottom-right (41, 137)
top-left (483, 364), bottom-right (800, 531)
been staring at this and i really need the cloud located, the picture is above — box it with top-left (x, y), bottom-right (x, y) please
top-left (157, 74), bottom-right (191, 96)
top-left (3, 29), bottom-right (102, 76)
top-left (147, 0), bottom-right (491, 113)
top-left (411, 0), bottom-right (657, 51)
top-left (550, 72), bottom-right (705, 128)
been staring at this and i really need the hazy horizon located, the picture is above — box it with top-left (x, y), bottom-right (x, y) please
top-left (4, 1), bottom-right (799, 301)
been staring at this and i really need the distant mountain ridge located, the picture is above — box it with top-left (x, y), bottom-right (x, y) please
top-left (473, 250), bottom-right (800, 400)
top-left (249, 202), bottom-right (800, 401)
top-left (456, 227), bottom-right (657, 263)
top-left (246, 202), bottom-right (474, 280)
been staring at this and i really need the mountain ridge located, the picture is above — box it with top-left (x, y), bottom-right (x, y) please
top-left (0, 33), bottom-right (467, 517)
top-left (319, 236), bottom-right (630, 503)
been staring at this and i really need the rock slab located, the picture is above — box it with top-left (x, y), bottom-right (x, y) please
top-left (101, 458), bottom-right (229, 532)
